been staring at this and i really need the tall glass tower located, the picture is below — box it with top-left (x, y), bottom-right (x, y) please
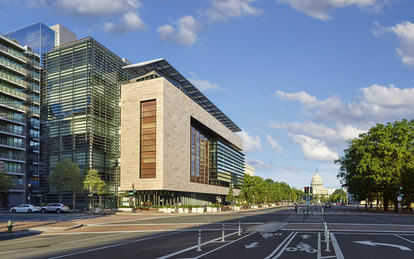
top-left (0, 35), bottom-right (40, 207)
top-left (5, 23), bottom-right (55, 56)
top-left (41, 37), bottom-right (128, 207)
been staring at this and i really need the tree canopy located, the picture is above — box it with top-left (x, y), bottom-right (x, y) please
top-left (239, 174), bottom-right (302, 204)
top-left (336, 119), bottom-right (414, 210)
top-left (48, 159), bottom-right (84, 211)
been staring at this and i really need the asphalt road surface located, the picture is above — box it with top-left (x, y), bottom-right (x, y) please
top-left (1, 205), bottom-right (414, 258)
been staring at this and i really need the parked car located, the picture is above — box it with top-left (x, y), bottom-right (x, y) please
top-left (40, 203), bottom-right (70, 213)
top-left (324, 202), bottom-right (331, 208)
top-left (10, 204), bottom-right (41, 213)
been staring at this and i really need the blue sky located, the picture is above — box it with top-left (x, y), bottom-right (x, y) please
top-left (1, 0), bottom-right (414, 189)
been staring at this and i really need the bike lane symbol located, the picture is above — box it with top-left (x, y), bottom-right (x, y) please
top-left (286, 242), bottom-right (317, 253)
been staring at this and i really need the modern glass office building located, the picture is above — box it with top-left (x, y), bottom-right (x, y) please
top-left (41, 37), bottom-right (128, 207)
top-left (0, 35), bottom-right (40, 207)
top-left (5, 23), bottom-right (55, 56)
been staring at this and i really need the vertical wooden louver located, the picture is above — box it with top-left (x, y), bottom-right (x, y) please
top-left (140, 100), bottom-right (156, 178)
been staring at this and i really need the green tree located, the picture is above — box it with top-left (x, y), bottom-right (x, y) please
top-left (336, 119), bottom-right (414, 211)
top-left (84, 169), bottom-right (106, 208)
top-left (0, 173), bottom-right (14, 208)
top-left (226, 185), bottom-right (234, 205)
top-left (48, 159), bottom-right (84, 211)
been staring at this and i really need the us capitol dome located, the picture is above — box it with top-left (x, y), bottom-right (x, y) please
top-left (310, 169), bottom-right (328, 196)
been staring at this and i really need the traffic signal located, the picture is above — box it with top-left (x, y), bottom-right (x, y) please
top-left (309, 187), bottom-right (313, 194)
top-left (399, 183), bottom-right (404, 197)
top-left (304, 187), bottom-right (310, 194)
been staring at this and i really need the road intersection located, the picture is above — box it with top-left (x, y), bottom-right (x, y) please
top-left (1, 205), bottom-right (414, 258)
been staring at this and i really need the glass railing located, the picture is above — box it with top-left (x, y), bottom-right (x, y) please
top-left (0, 153), bottom-right (24, 161)
top-left (0, 100), bottom-right (24, 110)
top-left (0, 139), bottom-right (24, 148)
top-left (0, 125), bottom-right (23, 135)
top-left (0, 83), bottom-right (26, 99)
top-left (0, 113), bottom-right (24, 123)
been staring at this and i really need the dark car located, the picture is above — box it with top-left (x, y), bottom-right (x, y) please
top-left (324, 202), bottom-right (331, 208)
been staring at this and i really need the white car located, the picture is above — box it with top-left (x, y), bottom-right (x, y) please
top-left (40, 203), bottom-right (70, 213)
top-left (10, 204), bottom-right (41, 213)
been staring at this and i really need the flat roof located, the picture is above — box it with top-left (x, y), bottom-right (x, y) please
top-left (123, 58), bottom-right (241, 132)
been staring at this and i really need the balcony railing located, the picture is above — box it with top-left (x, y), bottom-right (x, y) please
top-left (0, 139), bottom-right (24, 148)
top-left (0, 125), bottom-right (24, 136)
top-left (0, 113), bottom-right (24, 123)
top-left (0, 153), bottom-right (24, 161)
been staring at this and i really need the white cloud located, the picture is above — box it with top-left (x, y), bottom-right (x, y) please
top-left (266, 134), bottom-right (283, 154)
top-left (27, 0), bottom-right (146, 35)
top-left (289, 134), bottom-right (339, 162)
top-left (269, 121), bottom-right (365, 147)
top-left (276, 84), bottom-right (414, 124)
top-left (188, 72), bottom-right (221, 92)
top-left (279, 0), bottom-right (380, 20)
top-left (237, 130), bottom-right (262, 152)
top-left (206, 0), bottom-right (263, 22)
top-left (31, 0), bottom-right (141, 17)
top-left (105, 11), bottom-right (146, 34)
top-left (374, 21), bottom-right (414, 67)
top-left (246, 158), bottom-right (274, 170)
top-left (157, 16), bottom-right (202, 46)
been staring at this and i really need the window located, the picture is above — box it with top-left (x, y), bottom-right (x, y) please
top-left (140, 100), bottom-right (156, 178)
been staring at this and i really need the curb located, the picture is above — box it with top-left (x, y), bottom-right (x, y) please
top-left (29, 224), bottom-right (83, 233)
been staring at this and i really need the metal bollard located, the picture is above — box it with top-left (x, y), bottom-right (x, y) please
top-left (221, 224), bottom-right (225, 242)
top-left (325, 231), bottom-right (331, 252)
top-left (197, 230), bottom-right (202, 251)
top-left (238, 221), bottom-right (241, 236)
top-left (324, 222), bottom-right (327, 238)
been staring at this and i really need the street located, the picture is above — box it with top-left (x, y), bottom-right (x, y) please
top-left (1, 205), bottom-right (414, 258)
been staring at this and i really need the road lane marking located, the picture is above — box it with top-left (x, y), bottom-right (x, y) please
top-left (330, 232), bottom-right (344, 259)
top-left (395, 234), bottom-right (414, 244)
top-left (274, 231), bottom-right (298, 258)
top-left (193, 232), bottom-right (256, 259)
top-left (353, 240), bottom-right (411, 251)
top-left (264, 231), bottom-right (295, 259)
top-left (47, 231), bottom-right (183, 259)
top-left (157, 231), bottom-right (242, 259)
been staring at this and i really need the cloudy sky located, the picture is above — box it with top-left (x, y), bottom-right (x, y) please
top-left (1, 0), bottom-right (413, 189)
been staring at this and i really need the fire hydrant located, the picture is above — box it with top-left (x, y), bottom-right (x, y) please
top-left (7, 220), bottom-right (13, 233)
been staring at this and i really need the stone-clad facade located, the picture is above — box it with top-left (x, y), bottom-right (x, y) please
top-left (120, 59), bottom-right (244, 205)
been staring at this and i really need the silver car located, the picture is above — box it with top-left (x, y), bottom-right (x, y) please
top-left (10, 204), bottom-right (41, 213)
top-left (40, 203), bottom-right (70, 213)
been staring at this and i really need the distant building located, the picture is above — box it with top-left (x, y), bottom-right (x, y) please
top-left (49, 24), bottom-right (77, 47)
top-left (310, 169), bottom-right (328, 196)
top-left (5, 23), bottom-right (77, 57)
top-left (0, 35), bottom-right (40, 206)
top-left (119, 58), bottom-right (244, 206)
top-left (5, 22), bottom-right (55, 56)
top-left (244, 163), bottom-right (255, 176)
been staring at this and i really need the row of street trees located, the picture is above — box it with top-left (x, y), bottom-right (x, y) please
top-left (336, 119), bottom-right (414, 210)
top-left (237, 174), bottom-right (302, 204)
top-left (48, 159), bottom-right (106, 211)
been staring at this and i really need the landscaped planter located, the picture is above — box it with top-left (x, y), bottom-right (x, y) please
top-left (192, 207), bottom-right (204, 213)
top-left (178, 208), bottom-right (184, 213)
top-left (233, 206), bottom-right (241, 211)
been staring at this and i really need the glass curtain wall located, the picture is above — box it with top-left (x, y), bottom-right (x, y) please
top-left (5, 22), bottom-right (55, 56)
top-left (41, 37), bottom-right (128, 207)
top-left (190, 120), bottom-right (244, 188)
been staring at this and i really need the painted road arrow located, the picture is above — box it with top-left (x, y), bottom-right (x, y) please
top-left (245, 242), bottom-right (259, 249)
top-left (353, 241), bottom-right (411, 251)
top-left (301, 234), bottom-right (311, 239)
